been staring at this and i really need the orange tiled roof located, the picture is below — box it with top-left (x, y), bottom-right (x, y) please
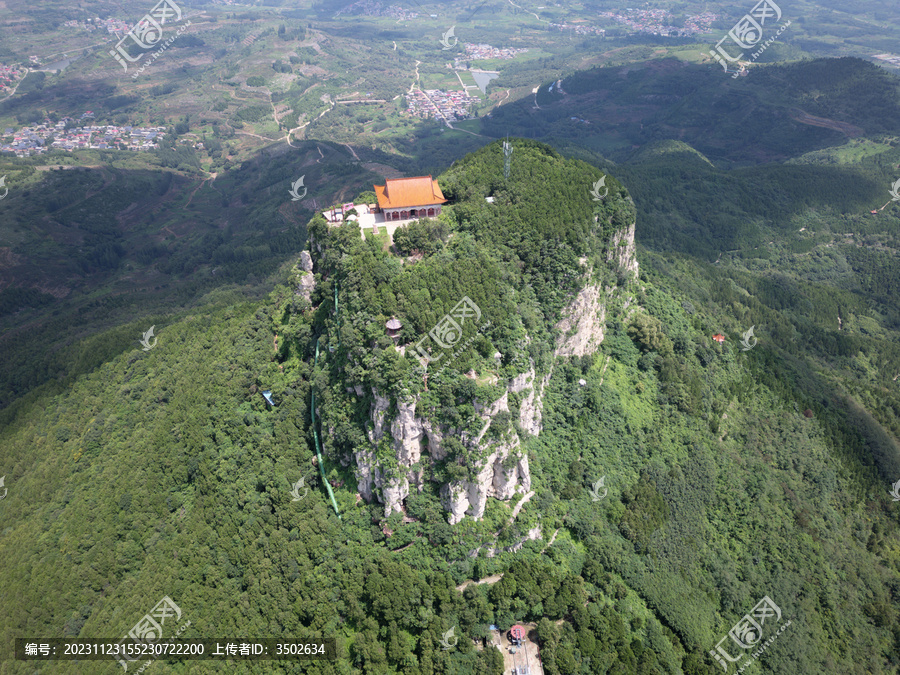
top-left (374, 176), bottom-right (447, 209)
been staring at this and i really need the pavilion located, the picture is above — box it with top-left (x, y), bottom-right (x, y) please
top-left (373, 176), bottom-right (447, 221)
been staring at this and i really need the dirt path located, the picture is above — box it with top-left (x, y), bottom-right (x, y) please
top-left (789, 107), bottom-right (863, 138)
top-left (290, 98), bottom-right (334, 142)
top-left (506, 0), bottom-right (550, 23)
top-left (0, 68), bottom-right (29, 102)
top-left (38, 40), bottom-right (108, 63)
top-left (391, 540), bottom-right (417, 553)
top-left (269, 97), bottom-right (284, 127)
top-left (410, 59), bottom-right (421, 92)
top-left (185, 172), bottom-right (220, 206)
top-left (509, 490), bottom-right (534, 524)
top-left (235, 130), bottom-right (279, 142)
top-left (342, 142), bottom-right (360, 161)
top-left (83, 167), bottom-right (115, 200)
top-left (540, 528), bottom-right (559, 554)
top-left (456, 574), bottom-right (503, 592)
top-left (598, 355), bottom-right (611, 387)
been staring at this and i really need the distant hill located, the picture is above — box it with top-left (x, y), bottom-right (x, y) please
top-left (485, 57), bottom-right (900, 166)
top-left (623, 139), bottom-right (715, 166)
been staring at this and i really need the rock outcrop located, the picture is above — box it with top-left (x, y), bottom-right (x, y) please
top-left (356, 374), bottom-right (535, 522)
top-left (293, 251), bottom-right (316, 303)
top-left (554, 225), bottom-right (638, 358)
top-left (606, 221), bottom-right (639, 280)
top-left (509, 366), bottom-right (549, 436)
top-left (555, 279), bottom-right (606, 358)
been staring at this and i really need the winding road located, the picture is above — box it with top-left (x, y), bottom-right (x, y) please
top-left (0, 68), bottom-right (29, 102)
top-left (506, 0), bottom-right (550, 23)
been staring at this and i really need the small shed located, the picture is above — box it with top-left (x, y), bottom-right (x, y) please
top-left (386, 317), bottom-right (402, 339)
top-left (712, 333), bottom-right (726, 343)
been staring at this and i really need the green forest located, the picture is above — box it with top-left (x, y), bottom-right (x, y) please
top-left (1, 138), bottom-right (899, 675)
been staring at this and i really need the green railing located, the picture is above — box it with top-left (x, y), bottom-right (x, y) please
top-left (312, 335), bottom-right (342, 519)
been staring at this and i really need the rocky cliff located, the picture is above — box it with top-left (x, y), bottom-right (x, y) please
top-left (349, 222), bottom-right (638, 522)
top-left (355, 378), bottom-right (535, 523)
top-left (606, 221), bottom-right (639, 280)
top-left (292, 250), bottom-right (316, 304)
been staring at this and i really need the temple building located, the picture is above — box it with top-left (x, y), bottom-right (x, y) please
top-left (374, 175), bottom-right (447, 221)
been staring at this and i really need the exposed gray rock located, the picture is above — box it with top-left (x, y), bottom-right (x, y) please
top-left (555, 279), bottom-right (605, 358)
top-left (299, 250), bottom-right (313, 272)
top-left (518, 368), bottom-right (550, 437)
top-left (391, 397), bottom-right (425, 466)
top-left (357, 384), bottom-right (532, 522)
top-left (509, 368), bottom-right (534, 394)
top-left (606, 221), bottom-right (639, 280)
top-left (474, 525), bottom-right (544, 558)
top-left (368, 389), bottom-right (391, 443)
top-left (354, 448), bottom-right (378, 502)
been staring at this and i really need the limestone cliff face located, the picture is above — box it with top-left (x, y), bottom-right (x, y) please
top-left (355, 379), bottom-right (535, 522)
top-left (509, 366), bottom-right (549, 436)
top-left (555, 277), bottom-right (606, 358)
top-left (293, 251), bottom-right (316, 303)
top-left (607, 221), bottom-right (639, 280)
top-left (554, 223), bottom-right (638, 357)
